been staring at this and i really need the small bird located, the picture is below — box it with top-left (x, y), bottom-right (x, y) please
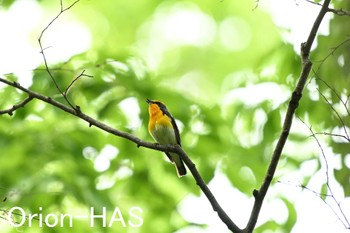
top-left (146, 99), bottom-right (187, 177)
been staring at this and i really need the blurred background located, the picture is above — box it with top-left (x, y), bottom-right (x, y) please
top-left (0, 0), bottom-right (349, 232)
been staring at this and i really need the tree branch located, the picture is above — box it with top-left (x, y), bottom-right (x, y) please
top-left (316, 75), bottom-right (350, 118)
top-left (318, 87), bottom-right (350, 140)
top-left (64, 70), bottom-right (93, 96)
top-left (315, 37), bottom-right (350, 72)
top-left (0, 0), bottom-right (338, 232)
top-left (300, 118), bottom-right (350, 228)
top-left (0, 76), bottom-right (241, 232)
top-left (0, 96), bottom-right (34, 116)
top-left (243, 1), bottom-right (331, 232)
top-left (0, 77), bottom-right (145, 146)
top-left (38, 0), bottom-right (81, 109)
top-left (3, 0), bottom-right (241, 231)
top-left (304, 0), bottom-right (350, 16)
top-left (175, 145), bottom-right (241, 232)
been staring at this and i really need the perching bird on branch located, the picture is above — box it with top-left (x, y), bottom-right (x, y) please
top-left (146, 99), bottom-right (187, 177)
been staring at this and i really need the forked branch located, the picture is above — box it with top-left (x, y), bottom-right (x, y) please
top-left (0, 0), bottom-right (336, 232)
top-left (38, 0), bottom-right (81, 109)
top-left (300, 118), bottom-right (350, 228)
top-left (243, 1), bottom-right (331, 232)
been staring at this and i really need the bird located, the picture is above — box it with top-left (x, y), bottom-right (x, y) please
top-left (146, 99), bottom-right (187, 177)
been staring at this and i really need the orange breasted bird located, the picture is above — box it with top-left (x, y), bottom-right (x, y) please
top-left (146, 99), bottom-right (187, 177)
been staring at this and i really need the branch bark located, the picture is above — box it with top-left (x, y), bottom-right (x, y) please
top-left (0, 96), bottom-right (33, 116)
top-left (0, 0), bottom-right (334, 232)
top-left (243, 1), bottom-right (331, 232)
top-left (0, 76), bottom-right (241, 232)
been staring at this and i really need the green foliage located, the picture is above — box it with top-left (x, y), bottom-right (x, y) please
top-left (1, 0), bottom-right (350, 232)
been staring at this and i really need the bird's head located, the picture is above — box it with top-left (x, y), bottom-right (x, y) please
top-left (146, 99), bottom-right (168, 115)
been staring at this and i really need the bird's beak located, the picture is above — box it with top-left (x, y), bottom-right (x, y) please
top-left (146, 98), bottom-right (153, 104)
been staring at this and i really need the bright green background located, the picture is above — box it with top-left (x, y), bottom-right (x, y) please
top-left (0, 0), bottom-right (349, 232)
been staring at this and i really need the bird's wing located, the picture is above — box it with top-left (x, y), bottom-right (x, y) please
top-left (162, 108), bottom-right (181, 146)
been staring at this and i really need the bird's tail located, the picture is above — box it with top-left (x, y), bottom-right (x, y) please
top-left (171, 152), bottom-right (187, 177)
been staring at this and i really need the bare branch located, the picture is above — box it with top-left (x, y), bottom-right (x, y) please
top-left (315, 37), bottom-right (350, 72)
top-left (0, 96), bottom-right (33, 116)
top-left (38, 0), bottom-right (81, 109)
top-left (277, 180), bottom-right (332, 198)
top-left (327, 7), bottom-right (350, 16)
top-left (315, 75), bottom-right (350, 117)
top-left (0, 77), bottom-right (144, 146)
top-left (278, 179), bottom-right (349, 228)
top-left (243, 1), bottom-right (331, 232)
top-left (38, 0), bottom-right (80, 40)
top-left (302, 1), bottom-right (331, 59)
top-left (313, 132), bottom-right (350, 142)
top-left (299, 118), bottom-right (350, 228)
top-left (346, 94), bottom-right (350, 107)
top-left (252, 0), bottom-right (260, 11)
top-left (64, 70), bottom-right (93, 96)
top-left (307, 74), bottom-right (350, 142)
top-left (0, 0), bottom-right (343, 232)
top-left (318, 88), bottom-right (350, 140)
top-left (0, 76), bottom-right (241, 232)
top-left (176, 145), bottom-right (240, 232)
top-left (0, 207), bottom-right (44, 226)
top-left (304, 0), bottom-right (350, 16)
top-left (5, 0), bottom-right (240, 231)
top-left (304, 0), bottom-right (322, 7)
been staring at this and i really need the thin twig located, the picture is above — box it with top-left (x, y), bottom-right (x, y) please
top-left (278, 179), bottom-right (348, 228)
top-left (0, 208), bottom-right (44, 226)
top-left (64, 70), bottom-right (93, 96)
top-left (299, 118), bottom-right (350, 228)
top-left (318, 88), bottom-right (350, 140)
top-left (38, 0), bottom-right (80, 109)
top-left (308, 73), bottom-right (350, 142)
top-left (0, 96), bottom-right (33, 116)
top-left (313, 132), bottom-right (350, 142)
top-left (316, 75), bottom-right (350, 117)
top-left (304, 0), bottom-right (350, 16)
top-left (277, 180), bottom-right (332, 198)
top-left (315, 37), bottom-right (350, 73)
top-left (327, 7), bottom-right (350, 16)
